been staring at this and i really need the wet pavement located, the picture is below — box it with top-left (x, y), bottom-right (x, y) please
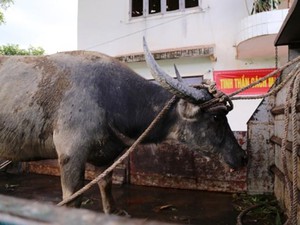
top-left (0, 172), bottom-right (240, 225)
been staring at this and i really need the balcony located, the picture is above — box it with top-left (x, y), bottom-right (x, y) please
top-left (236, 1), bottom-right (289, 59)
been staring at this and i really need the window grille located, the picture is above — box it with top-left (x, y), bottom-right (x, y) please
top-left (131, 0), bottom-right (200, 18)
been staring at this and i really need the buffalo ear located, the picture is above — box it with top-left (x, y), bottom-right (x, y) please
top-left (177, 99), bottom-right (201, 120)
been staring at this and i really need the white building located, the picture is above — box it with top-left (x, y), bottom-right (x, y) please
top-left (77, 0), bottom-right (290, 131)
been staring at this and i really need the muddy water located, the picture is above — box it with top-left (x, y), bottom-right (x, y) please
top-left (0, 172), bottom-right (239, 225)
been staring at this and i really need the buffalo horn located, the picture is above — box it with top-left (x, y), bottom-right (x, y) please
top-left (174, 64), bottom-right (184, 82)
top-left (143, 37), bottom-right (212, 103)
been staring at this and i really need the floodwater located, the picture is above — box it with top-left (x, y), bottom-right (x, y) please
top-left (0, 172), bottom-right (240, 225)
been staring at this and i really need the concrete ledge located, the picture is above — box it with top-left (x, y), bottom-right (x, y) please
top-left (115, 45), bottom-right (215, 63)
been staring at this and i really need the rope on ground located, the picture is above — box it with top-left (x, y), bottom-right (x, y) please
top-left (236, 200), bottom-right (277, 225)
top-left (0, 160), bottom-right (11, 170)
top-left (56, 96), bottom-right (177, 206)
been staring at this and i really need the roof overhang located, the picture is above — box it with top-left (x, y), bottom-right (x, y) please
top-left (275, 0), bottom-right (300, 46)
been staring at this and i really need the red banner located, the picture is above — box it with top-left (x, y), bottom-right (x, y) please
top-left (213, 68), bottom-right (279, 96)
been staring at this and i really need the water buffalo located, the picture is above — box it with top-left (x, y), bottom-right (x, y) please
top-left (0, 40), bottom-right (247, 214)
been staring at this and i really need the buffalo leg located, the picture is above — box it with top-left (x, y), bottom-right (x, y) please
top-left (97, 171), bottom-right (129, 216)
top-left (58, 152), bottom-right (86, 207)
top-left (54, 131), bottom-right (88, 207)
top-left (97, 171), bottom-right (117, 214)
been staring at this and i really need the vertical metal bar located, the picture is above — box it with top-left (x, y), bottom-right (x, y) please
top-left (271, 0), bottom-right (274, 10)
top-left (161, 0), bottom-right (166, 14)
top-left (129, 0), bottom-right (133, 18)
top-left (275, 46), bottom-right (278, 69)
top-left (180, 0), bottom-right (185, 11)
top-left (144, 0), bottom-right (148, 16)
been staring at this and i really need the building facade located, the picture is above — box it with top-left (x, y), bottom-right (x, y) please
top-left (77, 0), bottom-right (290, 131)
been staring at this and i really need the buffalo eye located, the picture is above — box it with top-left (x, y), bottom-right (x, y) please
top-left (213, 115), bottom-right (220, 122)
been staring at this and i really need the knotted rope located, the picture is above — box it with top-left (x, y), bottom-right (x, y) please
top-left (283, 69), bottom-right (300, 225)
top-left (194, 79), bottom-right (233, 113)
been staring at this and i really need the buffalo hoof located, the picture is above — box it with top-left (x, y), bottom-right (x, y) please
top-left (113, 209), bottom-right (130, 217)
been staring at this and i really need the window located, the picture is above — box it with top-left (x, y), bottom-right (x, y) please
top-left (185, 0), bottom-right (198, 8)
top-left (132, 0), bottom-right (143, 17)
top-left (149, 0), bottom-right (161, 14)
top-left (131, 0), bottom-right (199, 18)
top-left (167, 0), bottom-right (179, 11)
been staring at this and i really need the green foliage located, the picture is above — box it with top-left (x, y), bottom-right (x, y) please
top-left (233, 194), bottom-right (285, 225)
top-left (0, 1), bottom-right (45, 56)
top-left (251, 0), bottom-right (281, 14)
top-left (0, 44), bottom-right (45, 55)
top-left (0, 0), bottom-right (13, 24)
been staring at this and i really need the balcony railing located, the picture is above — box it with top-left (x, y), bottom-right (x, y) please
top-left (236, 0), bottom-right (289, 59)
